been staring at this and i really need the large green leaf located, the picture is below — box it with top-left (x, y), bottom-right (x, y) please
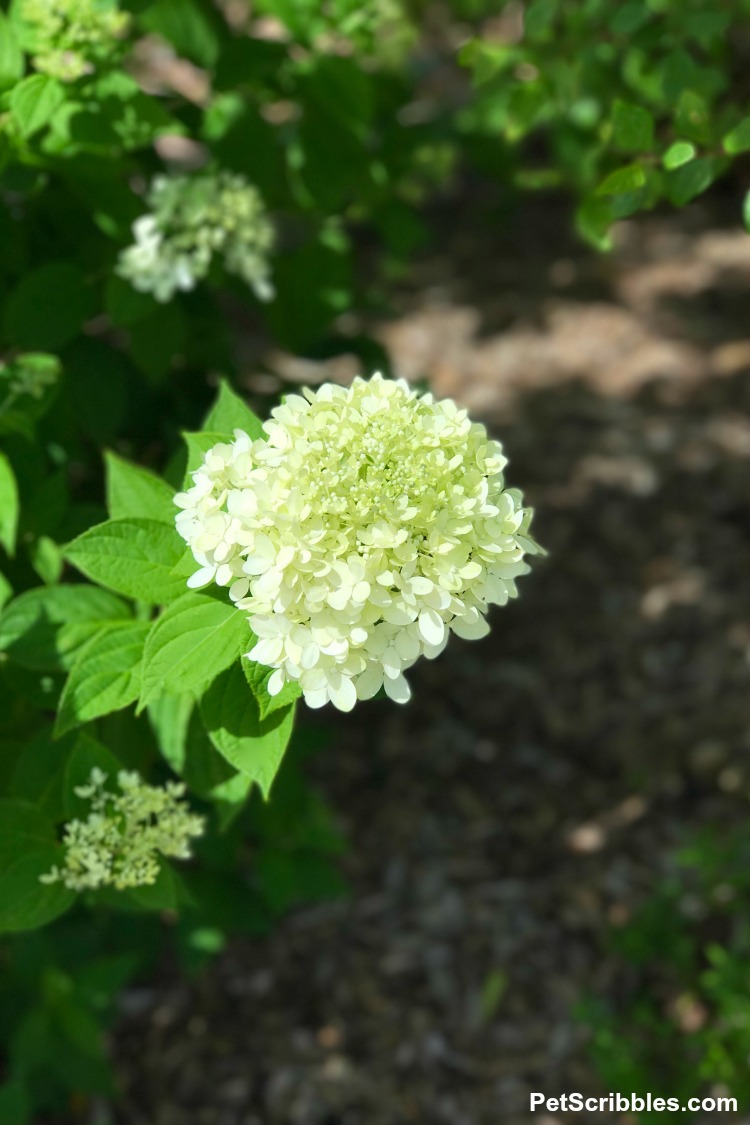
top-left (64, 519), bottom-right (185, 604)
top-left (139, 592), bottom-right (251, 706)
top-left (0, 586), bottom-right (130, 671)
top-left (55, 621), bottom-right (151, 737)
top-left (105, 452), bottom-right (176, 524)
top-left (0, 451), bottom-right (19, 556)
top-left (201, 380), bottom-right (265, 440)
top-left (200, 663), bottom-right (295, 799)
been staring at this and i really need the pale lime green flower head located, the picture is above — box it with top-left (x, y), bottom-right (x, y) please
top-left (175, 374), bottom-right (543, 712)
top-left (117, 171), bottom-right (275, 303)
top-left (41, 768), bottom-right (204, 892)
top-left (19, 0), bottom-right (130, 81)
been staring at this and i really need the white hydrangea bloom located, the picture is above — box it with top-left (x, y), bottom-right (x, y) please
top-left (175, 374), bottom-right (542, 712)
top-left (40, 768), bottom-right (204, 892)
top-left (117, 172), bottom-right (274, 303)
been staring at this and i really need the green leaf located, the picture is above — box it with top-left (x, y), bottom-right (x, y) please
top-left (202, 380), bottom-right (265, 441)
top-left (29, 536), bottom-right (64, 585)
top-left (63, 733), bottom-right (122, 819)
top-left (148, 694), bottom-right (247, 817)
top-left (139, 0), bottom-right (224, 68)
top-left (575, 197), bottom-right (614, 251)
top-left (0, 849), bottom-right (74, 934)
top-left (523, 0), bottom-right (558, 36)
top-left (611, 100), bottom-right (654, 153)
top-left (139, 592), bottom-right (251, 707)
top-left (2, 263), bottom-right (92, 351)
top-left (743, 190), bottom-right (750, 233)
top-left (243, 660), bottom-right (301, 720)
top-left (723, 117), bottom-right (750, 156)
top-left (10, 75), bottom-right (66, 138)
top-left (0, 799), bottom-right (74, 934)
top-left (127, 302), bottom-right (187, 384)
top-left (9, 728), bottom-right (76, 822)
top-left (0, 586), bottom-right (130, 671)
top-left (55, 621), bottom-right (150, 737)
top-left (0, 799), bottom-right (54, 869)
top-left (0, 1078), bottom-right (30, 1124)
top-left (0, 451), bottom-right (19, 556)
top-left (610, 2), bottom-right (650, 35)
top-left (0, 12), bottom-right (23, 92)
top-left (64, 519), bottom-right (185, 605)
top-left (105, 452), bottom-right (176, 524)
top-left (596, 163), bottom-right (646, 195)
top-left (667, 157), bottom-right (719, 206)
top-left (675, 90), bottom-right (711, 145)
top-left (662, 141), bottom-right (696, 170)
top-left (127, 863), bottom-right (179, 911)
top-left (200, 663), bottom-right (295, 798)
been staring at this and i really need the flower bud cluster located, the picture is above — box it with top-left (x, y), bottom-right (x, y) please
top-left (41, 768), bottom-right (204, 892)
top-left (117, 172), bottom-right (275, 303)
top-left (20, 0), bottom-right (129, 81)
top-left (175, 375), bottom-right (541, 712)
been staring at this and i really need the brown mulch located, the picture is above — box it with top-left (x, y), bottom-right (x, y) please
top-left (108, 193), bottom-right (750, 1125)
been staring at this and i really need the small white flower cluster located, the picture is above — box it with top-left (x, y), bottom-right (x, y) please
top-left (117, 172), bottom-right (275, 303)
top-left (175, 374), bottom-right (541, 712)
top-left (41, 768), bottom-right (204, 892)
top-left (20, 0), bottom-right (129, 81)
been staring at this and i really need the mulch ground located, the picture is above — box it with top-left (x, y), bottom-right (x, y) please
top-left (108, 191), bottom-right (750, 1125)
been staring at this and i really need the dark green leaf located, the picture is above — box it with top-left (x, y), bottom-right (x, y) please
top-left (0, 586), bottom-right (131, 672)
top-left (63, 733), bottom-right (122, 819)
top-left (667, 157), bottom-right (719, 206)
top-left (139, 0), bottom-right (225, 68)
top-left (2, 263), bottom-right (92, 351)
top-left (200, 663), bottom-right (295, 798)
top-left (611, 101), bottom-right (654, 153)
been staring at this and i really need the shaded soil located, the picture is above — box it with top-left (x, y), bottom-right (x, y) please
top-left (110, 194), bottom-right (750, 1125)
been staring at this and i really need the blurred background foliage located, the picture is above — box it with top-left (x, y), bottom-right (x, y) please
top-left (1, 0), bottom-right (750, 1120)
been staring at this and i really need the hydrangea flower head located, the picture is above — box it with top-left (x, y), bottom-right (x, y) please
top-left (117, 171), bottom-right (274, 303)
top-left (175, 375), bottom-right (542, 712)
top-left (41, 768), bottom-right (204, 892)
top-left (20, 0), bottom-right (129, 81)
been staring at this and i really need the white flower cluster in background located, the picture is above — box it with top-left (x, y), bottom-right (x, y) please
top-left (117, 171), bottom-right (275, 303)
top-left (41, 769), bottom-right (204, 892)
top-left (176, 375), bottom-right (541, 712)
top-left (20, 0), bottom-right (129, 81)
